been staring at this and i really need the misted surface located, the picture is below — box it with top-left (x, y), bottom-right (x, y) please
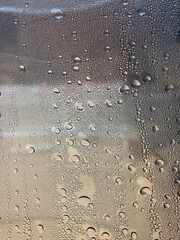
top-left (0, 0), bottom-right (179, 240)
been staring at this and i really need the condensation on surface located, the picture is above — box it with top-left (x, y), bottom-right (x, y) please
top-left (0, 0), bottom-right (179, 240)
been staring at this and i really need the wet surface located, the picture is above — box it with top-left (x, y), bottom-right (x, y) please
top-left (0, 0), bottom-right (179, 240)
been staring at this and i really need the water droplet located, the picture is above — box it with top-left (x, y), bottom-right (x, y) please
top-left (15, 205), bottom-right (19, 211)
top-left (137, 9), bottom-right (146, 16)
top-left (73, 66), bottom-right (79, 72)
top-left (163, 203), bottom-right (170, 208)
top-left (118, 211), bottom-right (126, 218)
top-left (64, 122), bottom-right (73, 130)
top-left (131, 80), bottom-right (141, 88)
top-left (140, 187), bottom-right (152, 196)
top-left (164, 52), bottom-right (170, 59)
top-left (14, 168), bottom-right (18, 173)
top-left (75, 102), bottom-right (84, 111)
top-left (87, 101), bottom-right (95, 108)
top-left (55, 140), bottom-right (61, 145)
top-left (101, 232), bottom-right (110, 240)
top-left (53, 88), bottom-right (60, 94)
top-left (86, 227), bottom-right (96, 237)
top-left (37, 224), bottom-right (44, 234)
top-left (52, 103), bottom-right (58, 109)
top-left (90, 125), bottom-right (96, 132)
top-left (51, 126), bottom-right (61, 134)
top-left (74, 57), bottom-right (81, 63)
top-left (152, 125), bottom-right (159, 132)
top-left (14, 18), bottom-right (19, 24)
top-left (165, 84), bottom-right (174, 92)
top-left (122, 0), bottom-right (129, 6)
top-left (19, 65), bottom-right (25, 71)
top-left (27, 146), bottom-right (35, 154)
top-left (55, 155), bottom-right (62, 161)
top-left (24, 3), bottom-right (29, 8)
top-left (143, 75), bottom-right (152, 82)
top-left (150, 106), bottom-right (156, 111)
top-left (142, 44), bottom-right (148, 50)
top-left (106, 100), bottom-right (113, 107)
top-left (120, 85), bottom-right (130, 93)
top-left (104, 215), bottom-right (111, 221)
top-left (155, 159), bottom-right (164, 166)
top-left (51, 8), bottom-right (65, 20)
top-left (86, 76), bottom-right (91, 81)
top-left (77, 196), bottom-right (90, 207)
top-left (162, 66), bottom-right (169, 73)
top-left (131, 231), bottom-right (137, 239)
top-left (104, 30), bottom-right (110, 36)
top-left (128, 164), bottom-right (136, 172)
top-left (122, 228), bottom-right (128, 235)
top-left (81, 139), bottom-right (90, 147)
top-left (71, 155), bottom-right (80, 163)
top-left (48, 70), bottom-right (53, 74)
top-left (67, 139), bottom-right (74, 146)
top-left (132, 202), bottom-right (139, 208)
top-left (115, 177), bottom-right (122, 185)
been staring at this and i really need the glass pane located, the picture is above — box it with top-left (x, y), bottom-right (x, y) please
top-left (0, 1), bottom-right (179, 240)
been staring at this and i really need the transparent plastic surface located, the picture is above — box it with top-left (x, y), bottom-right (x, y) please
top-left (0, 0), bottom-right (179, 240)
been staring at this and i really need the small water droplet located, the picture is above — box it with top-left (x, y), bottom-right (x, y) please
top-left (71, 155), bottom-right (80, 163)
top-left (101, 232), bottom-right (110, 240)
top-left (37, 224), bottom-right (44, 234)
top-left (143, 75), bottom-right (152, 82)
top-left (53, 88), bottom-right (60, 94)
top-left (140, 187), bottom-right (152, 196)
top-left (19, 65), bottom-right (25, 71)
top-left (64, 122), bottom-right (73, 130)
top-left (104, 215), bottom-right (111, 221)
top-left (51, 8), bottom-right (65, 20)
top-left (165, 84), bottom-right (174, 92)
top-left (155, 159), bottom-right (164, 166)
top-left (74, 57), bottom-right (81, 63)
top-left (115, 177), bottom-right (122, 185)
top-left (137, 9), bottom-right (146, 16)
top-left (119, 211), bottom-right (126, 218)
top-left (73, 66), bottom-right (79, 72)
top-left (87, 101), bottom-right (95, 108)
top-left (163, 203), bottom-right (170, 208)
top-left (24, 3), bottom-right (29, 8)
top-left (77, 196), bottom-right (90, 207)
top-left (131, 231), bottom-right (137, 239)
top-left (86, 76), bottom-right (91, 81)
top-left (152, 125), bottom-right (159, 132)
top-left (81, 139), bottom-right (90, 147)
top-left (27, 146), bottom-right (35, 154)
top-left (106, 100), bottom-right (113, 107)
top-left (75, 102), bottom-right (84, 111)
top-left (51, 126), bottom-right (61, 134)
top-left (86, 227), bottom-right (96, 237)
top-left (48, 70), bottom-right (53, 74)
top-left (128, 164), bottom-right (136, 172)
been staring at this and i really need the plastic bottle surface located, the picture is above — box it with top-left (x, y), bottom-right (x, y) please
top-left (0, 0), bottom-right (179, 240)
